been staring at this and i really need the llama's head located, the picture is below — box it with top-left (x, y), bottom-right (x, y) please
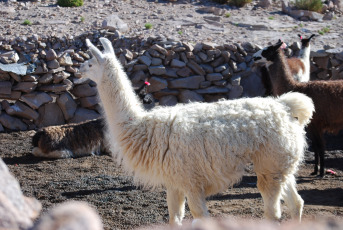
top-left (80, 38), bottom-right (115, 85)
top-left (253, 41), bottom-right (284, 65)
top-left (298, 34), bottom-right (315, 48)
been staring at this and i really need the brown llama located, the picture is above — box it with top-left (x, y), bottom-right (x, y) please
top-left (253, 41), bottom-right (343, 177)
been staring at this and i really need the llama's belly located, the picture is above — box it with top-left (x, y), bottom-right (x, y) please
top-left (32, 145), bottom-right (102, 158)
top-left (32, 147), bottom-right (73, 158)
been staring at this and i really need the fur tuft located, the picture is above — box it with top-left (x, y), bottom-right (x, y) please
top-left (278, 92), bottom-right (315, 126)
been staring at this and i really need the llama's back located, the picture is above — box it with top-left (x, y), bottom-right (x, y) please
top-left (294, 80), bottom-right (343, 133)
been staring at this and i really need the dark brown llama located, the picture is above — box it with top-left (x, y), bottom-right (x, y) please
top-left (253, 41), bottom-right (343, 177)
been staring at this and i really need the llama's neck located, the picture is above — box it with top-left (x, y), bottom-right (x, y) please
top-left (267, 50), bottom-right (298, 96)
top-left (97, 57), bottom-right (145, 124)
top-left (298, 44), bottom-right (311, 76)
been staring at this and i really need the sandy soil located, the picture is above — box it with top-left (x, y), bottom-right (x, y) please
top-left (0, 131), bottom-right (342, 230)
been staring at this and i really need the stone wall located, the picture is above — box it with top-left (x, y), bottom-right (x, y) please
top-left (0, 30), bottom-right (342, 132)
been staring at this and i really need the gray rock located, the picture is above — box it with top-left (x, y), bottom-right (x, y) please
top-left (58, 53), bottom-right (73, 66)
top-left (0, 81), bottom-right (12, 95)
top-left (0, 91), bottom-right (21, 100)
top-left (206, 73), bottom-right (223, 81)
top-left (159, 95), bottom-right (178, 106)
top-left (0, 113), bottom-right (27, 131)
top-left (138, 56), bottom-right (152, 66)
top-left (195, 86), bottom-right (229, 94)
top-left (313, 56), bottom-right (329, 69)
top-left (171, 59), bottom-right (186, 68)
top-left (0, 51), bottom-right (19, 63)
top-left (68, 108), bottom-right (101, 124)
top-left (176, 67), bottom-right (193, 77)
top-left (4, 101), bottom-right (39, 120)
top-left (13, 82), bottom-right (37, 93)
top-left (53, 71), bottom-right (71, 84)
top-left (231, 75), bottom-right (241, 86)
top-left (169, 75), bottom-right (205, 89)
top-left (102, 14), bottom-right (128, 32)
top-left (178, 90), bottom-right (204, 103)
top-left (0, 73), bottom-right (10, 81)
top-left (130, 70), bottom-right (146, 85)
top-left (147, 77), bottom-right (168, 93)
top-left (165, 68), bottom-right (179, 78)
top-left (228, 84), bottom-right (243, 99)
top-left (57, 93), bottom-right (77, 121)
top-left (79, 96), bottom-right (99, 108)
top-left (47, 59), bottom-right (60, 69)
top-left (21, 92), bottom-right (53, 110)
top-left (241, 73), bottom-right (266, 97)
top-left (187, 60), bottom-right (206, 76)
top-left (46, 49), bottom-right (57, 61)
top-left (38, 84), bottom-right (71, 93)
top-left (151, 44), bottom-right (168, 56)
top-left (71, 84), bottom-right (97, 98)
top-left (35, 103), bottom-right (65, 128)
top-left (9, 72), bottom-right (21, 82)
top-left (148, 65), bottom-right (166, 75)
top-left (151, 58), bottom-right (162, 66)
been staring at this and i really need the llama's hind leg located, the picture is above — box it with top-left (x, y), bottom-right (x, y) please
top-left (186, 189), bottom-right (209, 220)
top-left (282, 175), bottom-right (304, 222)
top-left (257, 173), bottom-right (282, 221)
top-left (167, 187), bottom-right (186, 226)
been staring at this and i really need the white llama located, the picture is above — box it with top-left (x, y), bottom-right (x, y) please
top-left (80, 38), bottom-right (315, 225)
top-left (287, 34), bottom-right (315, 82)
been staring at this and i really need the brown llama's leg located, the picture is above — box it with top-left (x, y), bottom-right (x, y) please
top-left (308, 127), bottom-right (326, 177)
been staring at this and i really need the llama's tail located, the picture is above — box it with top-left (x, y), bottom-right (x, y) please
top-left (277, 92), bottom-right (315, 126)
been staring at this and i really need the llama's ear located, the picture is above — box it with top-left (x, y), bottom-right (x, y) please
top-left (309, 34), bottom-right (315, 40)
top-left (274, 41), bottom-right (283, 50)
top-left (99, 37), bottom-right (115, 55)
top-left (86, 39), bottom-right (104, 63)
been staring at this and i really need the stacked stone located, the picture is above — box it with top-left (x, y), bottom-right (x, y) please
top-left (0, 31), bottom-right (343, 132)
top-left (124, 41), bottom-right (262, 106)
top-left (310, 48), bottom-right (343, 80)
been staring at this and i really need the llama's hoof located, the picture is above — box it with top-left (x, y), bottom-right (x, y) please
top-left (315, 174), bottom-right (326, 179)
top-left (192, 219), bottom-right (204, 228)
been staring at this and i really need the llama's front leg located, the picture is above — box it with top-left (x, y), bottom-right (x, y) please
top-left (167, 187), bottom-right (186, 226)
top-left (282, 175), bottom-right (304, 222)
top-left (257, 174), bottom-right (282, 221)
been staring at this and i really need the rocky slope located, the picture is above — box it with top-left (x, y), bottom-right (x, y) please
top-left (0, 0), bottom-right (342, 51)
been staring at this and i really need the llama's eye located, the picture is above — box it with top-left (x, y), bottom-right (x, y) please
top-left (89, 64), bottom-right (92, 67)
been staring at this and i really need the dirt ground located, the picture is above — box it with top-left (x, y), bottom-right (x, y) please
top-left (0, 130), bottom-right (342, 230)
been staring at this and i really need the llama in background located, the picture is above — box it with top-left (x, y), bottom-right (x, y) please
top-left (253, 40), bottom-right (343, 177)
top-left (32, 118), bottom-right (110, 158)
top-left (288, 34), bottom-right (315, 82)
top-left (80, 37), bottom-right (314, 224)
